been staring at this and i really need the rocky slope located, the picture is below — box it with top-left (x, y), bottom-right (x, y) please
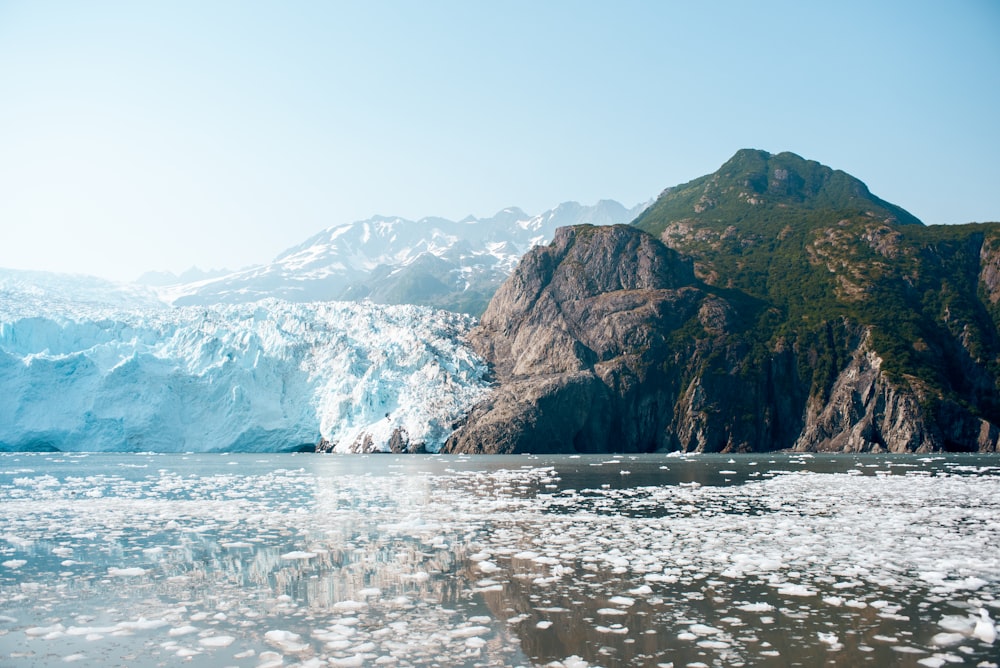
top-left (446, 151), bottom-right (1000, 454)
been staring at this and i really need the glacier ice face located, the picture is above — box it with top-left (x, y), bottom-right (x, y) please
top-left (0, 274), bottom-right (489, 452)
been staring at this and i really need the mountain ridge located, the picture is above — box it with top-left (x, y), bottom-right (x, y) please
top-left (446, 150), bottom-right (1000, 454)
top-left (153, 200), bottom-right (648, 314)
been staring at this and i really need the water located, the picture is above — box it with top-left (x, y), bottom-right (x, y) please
top-left (1, 452), bottom-right (998, 667)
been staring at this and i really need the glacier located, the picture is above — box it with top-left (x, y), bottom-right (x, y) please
top-left (0, 201), bottom-right (649, 454)
top-left (0, 270), bottom-right (489, 453)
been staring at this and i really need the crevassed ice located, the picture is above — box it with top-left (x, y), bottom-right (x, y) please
top-left (0, 294), bottom-right (489, 452)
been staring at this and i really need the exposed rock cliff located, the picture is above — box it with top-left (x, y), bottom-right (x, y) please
top-left (445, 221), bottom-right (1000, 454)
top-left (444, 224), bottom-right (804, 454)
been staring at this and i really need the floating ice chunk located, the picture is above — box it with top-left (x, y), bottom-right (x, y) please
top-left (199, 635), bottom-right (235, 647)
top-left (358, 587), bottom-right (381, 598)
top-left (736, 602), bottom-right (774, 612)
top-left (332, 600), bottom-right (367, 612)
top-left (939, 615), bottom-right (975, 634)
top-left (891, 646), bottom-right (927, 654)
top-left (258, 651), bottom-right (284, 668)
top-left (688, 624), bottom-right (722, 636)
top-left (168, 625), bottom-right (198, 637)
top-left (597, 608), bottom-right (628, 616)
top-left (330, 656), bottom-right (365, 667)
top-left (817, 632), bottom-right (843, 650)
top-left (697, 640), bottom-right (730, 649)
top-left (26, 623), bottom-right (65, 637)
top-left (62, 654), bottom-right (86, 662)
top-left (931, 632), bottom-right (966, 646)
top-left (280, 551), bottom-right (316, 560)
top-left (536, 621), bottom-right (553, 629)
top-left (776, 584), bottom-right (816, 597)
top-left (974, 609), bottom-right (997, 644)
top-left (595, 625), bottom-right (629, 634)
top-left (107, 567), bottom-right (146, 577)
top-left (264, 629), bottom-right (309, 653)
top-left (608, 596), bottom-right (635, 607)
top-left (546, 657), bottom-right (589, 668)
top-left (119, 618), bottom-right (168, 631)
top-left (916, 658), bottom-right (946, 668)
top-left (2, 559), bottom-right (26, 569)
top-left (450, 625), bottom-right (491, 638)
top-left (477, 560), bottom-right (500, 573)
top-left (628, 584), bottom-right (653, 596)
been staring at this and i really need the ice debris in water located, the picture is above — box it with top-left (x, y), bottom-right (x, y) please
top-left (1, 455), bottom-right (999, 667)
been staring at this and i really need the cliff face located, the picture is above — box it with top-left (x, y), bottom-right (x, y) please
top-left (445, 222), bottom-right (1000, 454)
top-left (444, 225), bottom-right (805, 454)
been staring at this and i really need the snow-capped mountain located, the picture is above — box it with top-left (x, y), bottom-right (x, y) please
top-left (155, 200), bottom-right (648, 314)
top-left (0, 270), bottom-right (488, 453)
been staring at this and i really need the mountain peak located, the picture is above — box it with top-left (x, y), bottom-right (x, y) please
top-left (635, 149), bottom-right (921, 237)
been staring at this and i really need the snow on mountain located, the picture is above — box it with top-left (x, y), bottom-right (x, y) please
top-left (155, 200), bottom-right (649, 313)
top-left (0, 200), bottom-right (646, 453)
top-left (0, 271), bottom-right (489, 453)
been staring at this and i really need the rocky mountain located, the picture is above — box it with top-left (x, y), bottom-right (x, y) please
top-left (155, 200), bottom-right (647, 315)
top-left (446, 151), bottom-right (1000, 454)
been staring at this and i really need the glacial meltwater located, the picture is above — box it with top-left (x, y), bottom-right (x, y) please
top-left (0, 453), bottom-right (998, 668)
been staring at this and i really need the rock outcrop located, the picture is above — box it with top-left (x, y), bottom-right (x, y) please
top-left (445, 221), bottom-right (1000, 454)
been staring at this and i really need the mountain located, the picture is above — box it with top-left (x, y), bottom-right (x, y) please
top-left (0, 271), bottom-right (488, 453)
top-left (136, 266), bottom-right (232, 287)
top-left (446, 151), bottom-right (1000, 454)
top-left (157, 200), bottom-right (647, 315)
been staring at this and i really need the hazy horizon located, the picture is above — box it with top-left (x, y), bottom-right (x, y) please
top-left (2, 1), bottom-right (998, 282)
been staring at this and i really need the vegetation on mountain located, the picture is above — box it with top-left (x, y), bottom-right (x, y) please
top-left (449, 150), bottom-right (1000, 453)
top-left (632, 150), bottom-right (1000, 434)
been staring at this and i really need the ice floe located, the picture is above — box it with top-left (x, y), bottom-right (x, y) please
top-left (0, 453), bottom-right (998, 667)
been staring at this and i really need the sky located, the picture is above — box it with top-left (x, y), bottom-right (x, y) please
top-left (1, 1), bottom-right (999, 282)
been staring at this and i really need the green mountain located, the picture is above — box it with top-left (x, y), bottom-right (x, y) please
top-left (635, 149), bottom-right (1000, 418)
top-left (446, 150), bottom-right (1000, 454)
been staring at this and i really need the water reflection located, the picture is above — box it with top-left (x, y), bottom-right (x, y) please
top-left (0, 453), bottom-right (998, 667)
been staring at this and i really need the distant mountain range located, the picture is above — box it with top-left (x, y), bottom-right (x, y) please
top-left (147, 200), bottom-right (648, 315)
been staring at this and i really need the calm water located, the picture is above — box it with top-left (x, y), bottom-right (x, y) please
top-left (0, 452), bottom-right (998, 667)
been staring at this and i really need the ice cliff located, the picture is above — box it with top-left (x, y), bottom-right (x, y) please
top-left (0, 270), bottom-right (488, 452)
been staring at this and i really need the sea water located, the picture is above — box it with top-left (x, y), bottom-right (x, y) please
top-left (0, 452), bottom-right (998, 667)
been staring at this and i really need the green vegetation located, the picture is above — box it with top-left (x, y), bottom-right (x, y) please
top-left (632, 149), bottom-right (1000, 421)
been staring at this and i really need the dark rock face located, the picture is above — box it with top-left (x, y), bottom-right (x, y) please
top-left (444, 225), bottom-right (797, 454)
top-left (445, 223), bottom-right (1000, 454)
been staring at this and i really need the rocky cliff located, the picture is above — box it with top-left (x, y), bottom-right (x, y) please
top-left (445, 151), bottom-right (1000, 454)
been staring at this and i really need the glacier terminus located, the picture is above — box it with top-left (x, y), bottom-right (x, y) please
top-left (0, 272), bottom-right (489, 453)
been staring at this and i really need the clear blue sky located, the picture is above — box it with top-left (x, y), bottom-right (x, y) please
top-left (1, 1), bottom-right (998, 281)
